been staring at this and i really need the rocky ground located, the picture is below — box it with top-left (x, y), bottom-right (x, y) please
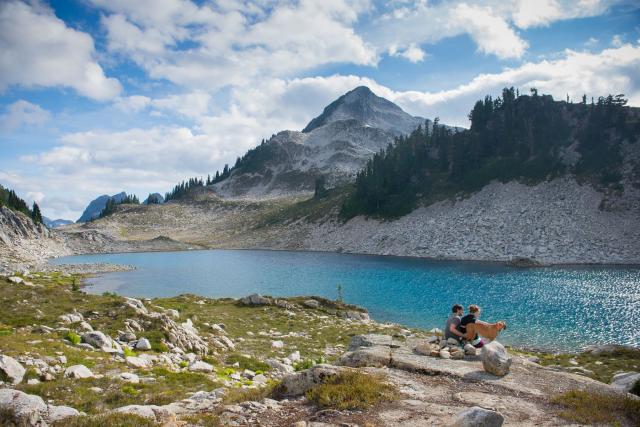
top-left (0, 270), bottom-right (638, 426)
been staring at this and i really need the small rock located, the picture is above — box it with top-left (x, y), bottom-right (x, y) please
top-left (8, 276), bottom-right (24, 284)
top-left (64, 365), bottom-right (94, 379)
top-left (272, 340), bottom-right (284, 348)
top-left (303, 299), bottom-right (320, 309)
top-left (464, 344), bottom-right (477, 356)
top-left (135, 338), bottom-right (152, 351)
top-left (126, 356), bottom-right (151, 369)
top-left (47, 404), bottom-right (81, 423)
top-left (189, 360), bottom-right (214, 373)
top-left (439, 349), bottom-right (451, 359)
top-left (0, 355), bottom-right (26, 384)
top-left (27, 379), bottom-right (40, 385)
top-left (240, 294), bottom-right (271, 306)
top-left (453, 406), bottom-right (504, 427)
top-left (119, 332), bottom-right (137, 342)
top-left (481, 341), bottom-right (512, 376)
top-left (118, 372), bottom-right (140, 383)
top-left (414, 343), bottom-right (432, 356)
top-left (113, 405), bottom-right (174, 423)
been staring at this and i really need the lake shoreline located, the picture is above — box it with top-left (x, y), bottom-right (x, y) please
top-left (53, 258), bottom-right (639, 356)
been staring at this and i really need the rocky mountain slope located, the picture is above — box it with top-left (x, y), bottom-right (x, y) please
top-left (211, 87), bottom-right (432, 198)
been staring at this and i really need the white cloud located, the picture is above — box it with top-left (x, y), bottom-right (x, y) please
top-left (612, 34), bottom-right (624, 47)
top-left (114, 95), bottom-right (152, 113)
top-left (389, 43), bottom-right (427, 63)
top-left (96, 0), bottom-right (376, 90)
top-left (0, 100), bottom-right (50, 132)
top-left (0, 1), bottom-right (121, 101)
top-left (452, 4), bottom-right (528, 59)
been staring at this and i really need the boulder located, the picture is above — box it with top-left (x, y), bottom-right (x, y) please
top-left (453, 406), bottom-right (504, 427)
top-left (481, 341), bottom-right (512, 376)
top-left (0, 355), bottom-right (26, 384)
top-left (277, 364), bottom-right (349, 397)
top-left (59, 312), bottom-right (83, 323)
top-left (124, 297), bottom-right (148, 315)
top-left (64, 365), bottom-right (94, 379)
top-left (240, 294), bottom-right (271, 306)
top-left (81, 331), bottom-right (121, 352)
top-left (188, 360), bottom-right (214, 373)
top-left (118, 372), bottom-right (140, 383)
top-left (266, 358), bottom-right (295, 374)
top-left (413, 343), bottom-right (433, 356)
top-left (113, 405), bottom-right (174, 423)
top-left (47, 404), bottom-right (81, 423)
top-left (119, 331), bottom-right (137, 342)
top-left (126, 356), bottom-right (151, 369)
top-left (610, 371), bottom-right (640, 393)
top-left (8, 276), bottom-right (23, 284)
top-left (0, 388), bottom-right (47, 425)
top-left (303, 299), bottom-right (320, 308)
top-left (135, 338), bottom-right (152, 351)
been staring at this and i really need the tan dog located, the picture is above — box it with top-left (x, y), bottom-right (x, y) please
top-left (464, 321), bottom-right (507, 341)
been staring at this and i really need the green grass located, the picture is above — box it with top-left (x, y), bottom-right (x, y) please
top-left (225, 354), bottom-right (271, 372)
top-left (222, 381), bottom-right (279, 405)
top-left (552, 390), bottom-right (640, 426)
top-left (514, 347), bottom-right (640, 383)
top-left (305, 371), bottom-right (397, 410)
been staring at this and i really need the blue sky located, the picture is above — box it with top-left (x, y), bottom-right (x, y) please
top-left (1, 0), bottom-right (639, 220)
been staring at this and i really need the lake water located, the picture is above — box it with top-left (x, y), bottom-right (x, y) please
top-left (51, 249), bottom-right (640, 352)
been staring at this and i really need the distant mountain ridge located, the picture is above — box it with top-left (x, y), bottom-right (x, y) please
top-left (43, 217), bottom-right (73, 228)
top-left (77, 192), bottom-right (127, 223)
top-left (212, 86), bottom-right (444, 198)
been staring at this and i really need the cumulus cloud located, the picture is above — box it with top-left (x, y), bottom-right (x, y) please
top-left (0, 100), bottom-right (50, 132)
top-left (0, 1), bottom-right (121, 100)
top-left (96, 0), bottom-right (376, 89)
top-left (389, 43), bottom-right (427, 63)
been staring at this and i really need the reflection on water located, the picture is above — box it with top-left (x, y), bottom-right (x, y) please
top-left (52, 249), bottom-right (640, 352)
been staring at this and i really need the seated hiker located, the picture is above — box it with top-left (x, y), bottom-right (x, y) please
top-left (459, 304), bottom-right (485, 348)
top-left (444, 304), bottom-right (465, 344)
top-left (460, 304), bottom-right (507, 345)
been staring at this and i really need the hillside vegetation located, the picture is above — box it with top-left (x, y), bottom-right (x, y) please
top-left (341, 89), bottom-right (639, 218)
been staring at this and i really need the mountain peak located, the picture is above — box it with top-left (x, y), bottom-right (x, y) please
top-left (302, 86), bottom-right (424, 135)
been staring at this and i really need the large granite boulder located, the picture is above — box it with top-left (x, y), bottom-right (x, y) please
top-left (481, 341), bottom-right (512, 376)
top-left (0, 355), bottom-right (26, 384)
top-left (453, 406), bottom-right (504, 427)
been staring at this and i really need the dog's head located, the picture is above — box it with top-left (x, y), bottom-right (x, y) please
top-left (497, 321), bottom-right (507, 331)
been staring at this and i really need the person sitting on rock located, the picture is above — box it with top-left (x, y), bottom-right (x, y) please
top-left (458, 304), bottom-right (485, 348)
top-left (444, 304), bottom-right (466, 344)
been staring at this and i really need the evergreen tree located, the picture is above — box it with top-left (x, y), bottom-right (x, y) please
top-left (31, 202), bottom-right (43, 224)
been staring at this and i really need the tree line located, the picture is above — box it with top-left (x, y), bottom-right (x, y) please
top-left (341, 88), bottom-right (637, 218)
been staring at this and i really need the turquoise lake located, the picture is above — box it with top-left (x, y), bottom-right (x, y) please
top-left (51, 249), bottom-right (640, 352)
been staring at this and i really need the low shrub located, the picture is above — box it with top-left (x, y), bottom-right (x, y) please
top-left (225, 354), bottom-right (271, 373)
top-left (222, 381), bottom-right (279, 404)
top-left (66, 331), bottom-right (81, 345)
top-left (552, 389), bottom-right (640, 425)
top-left (305, 371), bottom-right (397, 410)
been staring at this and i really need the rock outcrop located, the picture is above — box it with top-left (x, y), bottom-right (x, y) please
top-left (0, 389), bottom-right (80, 426)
